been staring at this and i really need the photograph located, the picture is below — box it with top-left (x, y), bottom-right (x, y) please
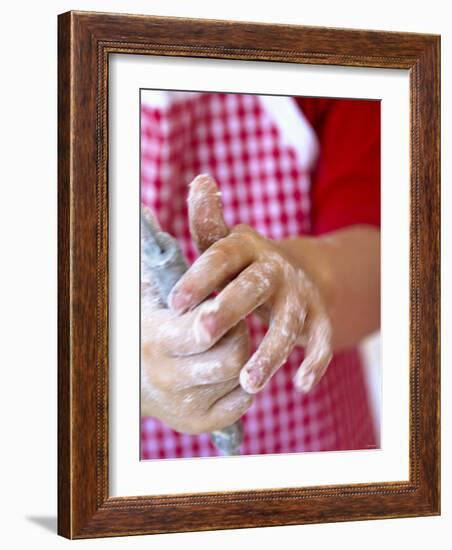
top-left (0, 0), bottom-right (447, 545)
top-left (139, 90), bottom-right (381, 460)
top-left (54, 9), bottom-right (440, 538)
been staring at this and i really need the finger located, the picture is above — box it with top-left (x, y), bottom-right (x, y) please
top-left (168, 229), bottom-right (256, 314)
top-left (239, 295), bottom-right (307, 394)
top-left (188, 174), bottom-right (229, 253)
top-left (147, 378), bottom-right (240, 436)
top-left (293, 305), bottom-right (333, 393)
top-left (172, 321), bottom-right (251, 387)
top-left (153, 299), bottom-right (243, 356)
top-left (202, 385), bottom-right (253, 433)
top-left (193, 261), bottom-right (276, 348)
top-left (152, 306), bottom-right (211, 355)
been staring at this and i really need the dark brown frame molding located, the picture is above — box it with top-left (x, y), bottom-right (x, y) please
top-left (58, 10), bottom-right (440, 538)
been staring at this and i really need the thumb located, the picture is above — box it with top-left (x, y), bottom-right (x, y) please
top-left (188, 174), bottom-right (229, 253)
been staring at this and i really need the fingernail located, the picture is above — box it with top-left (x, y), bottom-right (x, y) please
top-left (240, 368), bottom-right (262, 394)
top-left (191, 174), bottom-right (212, 190)
top-left (169, 289), bottom-right (191, 313)
top-left (294, 370), bottom-right (316, 393)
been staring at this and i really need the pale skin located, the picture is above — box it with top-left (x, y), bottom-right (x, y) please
top-left (141, 174), bottom-right (380, 434)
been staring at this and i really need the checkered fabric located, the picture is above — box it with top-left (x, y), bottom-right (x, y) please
top-left (140, 92), bottom-right (378, 459)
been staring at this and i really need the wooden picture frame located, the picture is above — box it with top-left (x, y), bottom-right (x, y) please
top-left (58, 10), bottom-right (440, 538)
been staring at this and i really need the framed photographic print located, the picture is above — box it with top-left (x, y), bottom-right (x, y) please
top-left (58, 11), bottom-right (440, 538)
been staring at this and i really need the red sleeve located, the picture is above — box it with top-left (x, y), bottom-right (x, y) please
top-left (295, 97), bottom-right (381, 235)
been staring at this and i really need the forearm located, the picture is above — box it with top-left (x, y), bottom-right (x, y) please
top-left (278, 225), bottom-right (380, 350)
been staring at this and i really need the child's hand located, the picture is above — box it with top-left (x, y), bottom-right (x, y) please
top-left (168, 175), bottom-right (333, 395)
top-left (140, 211), bottom-right (253, 434)
top-left (141, 301), bottom-right (253, 434)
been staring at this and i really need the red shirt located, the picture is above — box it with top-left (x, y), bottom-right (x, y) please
top-left (296, 97), bottom-right (381, 234)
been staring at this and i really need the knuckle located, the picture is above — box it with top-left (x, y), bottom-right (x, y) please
top-left (210, 226), bottom-right (259, 263)
top-left (230, 224), bottom-right (260, 245)
top-left (231, 226), bottom-right (258, 246)
top-left (146, 362), bottom-right (175, 392)
top-left (143, 311), bottom-right (177, 346)
top-left (232, 223), bottom-right (254, 236)
top-left (208, 239), bottom-right (231, 265)
top-left (149, 368), bottom-right (173, 393)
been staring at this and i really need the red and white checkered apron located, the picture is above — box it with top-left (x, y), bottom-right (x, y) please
top-left (140, 91), bottom-right (377, 458)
